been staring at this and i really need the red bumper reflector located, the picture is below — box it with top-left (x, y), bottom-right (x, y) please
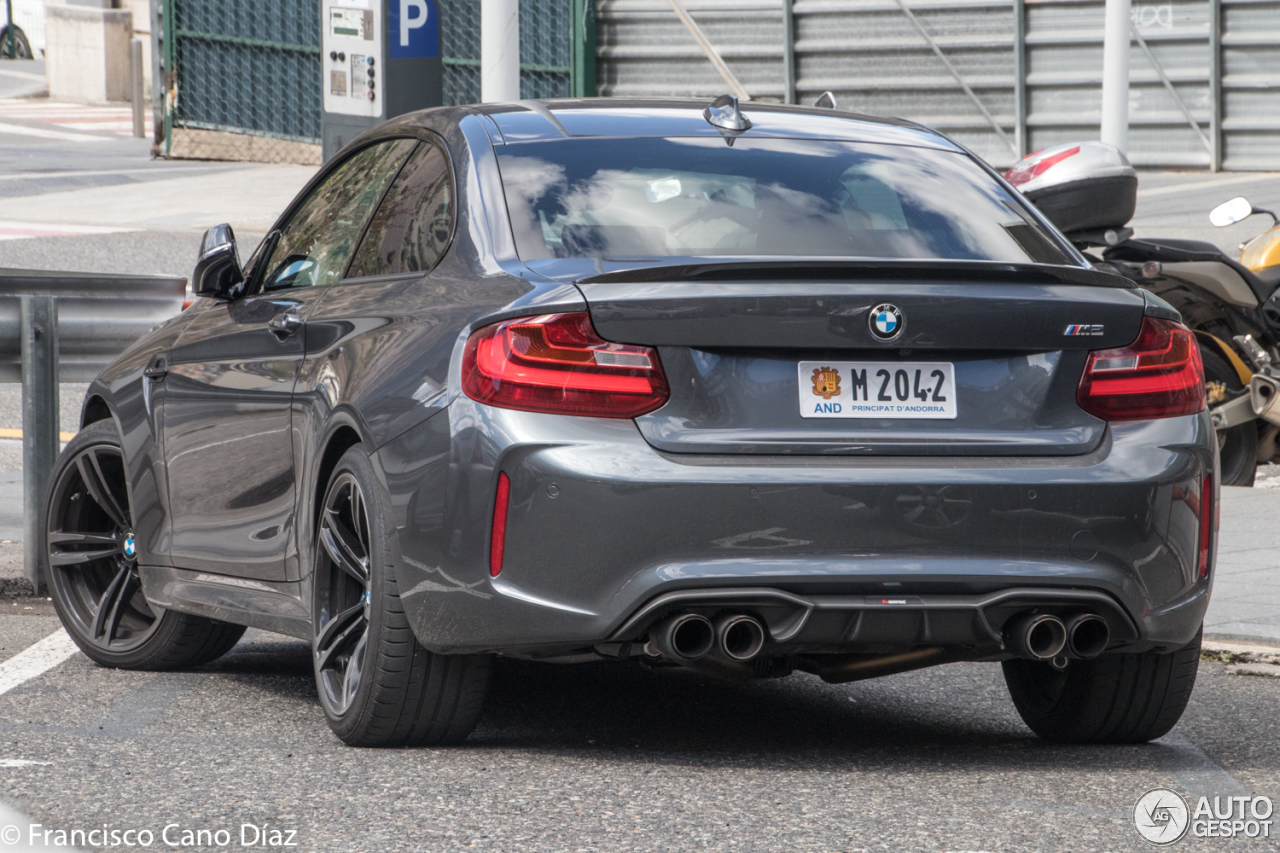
top-left (1199, 473), bottom-right (1213, 578)
top-left (490, 472), bottom-right (510, 578)
top-left (1077, 317), bottom-right (1206, 421)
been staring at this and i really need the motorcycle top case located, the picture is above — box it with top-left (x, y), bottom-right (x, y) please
top-left (1006, 141), bottom-right (1138, 233)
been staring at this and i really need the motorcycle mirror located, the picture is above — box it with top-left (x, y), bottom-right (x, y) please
top-left (1210, 196), bottom-right (1255, 227)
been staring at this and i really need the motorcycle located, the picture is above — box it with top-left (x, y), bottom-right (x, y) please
top-left (1007, 141), bottom-right (1280, 486)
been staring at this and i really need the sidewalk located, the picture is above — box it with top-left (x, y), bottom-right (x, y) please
top-left (0, 95), bottom-right (315, 277)
top-left (1205, 483), bottom-right (1280, 643)
top-left (0, 58), bottom-right (47, 100)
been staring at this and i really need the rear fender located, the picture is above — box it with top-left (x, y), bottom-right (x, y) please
top-left (1195, 330), bottom-right (1253, 386)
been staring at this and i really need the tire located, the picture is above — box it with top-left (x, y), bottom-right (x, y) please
top-left (45, 420), bottom-right (246, 670)
top-left (311, 445), bottom-right (490, 747)
top-left (1002, 627), bottom-right (1202, 743)
top-left (1201, 346), bottom-right (1257, 487)
top-left (0, 25), bottom-right (33, 60)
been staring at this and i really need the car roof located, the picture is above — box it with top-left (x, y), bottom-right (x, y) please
top-left (448, 99), bottom-right (962, 151)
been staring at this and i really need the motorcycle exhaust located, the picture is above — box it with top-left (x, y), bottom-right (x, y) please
top-left (1063, 613), bottom-right (1110, 659)
top-left (1003, 613), bottom-right (1068, 661)
top-left (714, 614), bottom-right (766, 662)
top-left (650, 613), bottom-right (715, 661)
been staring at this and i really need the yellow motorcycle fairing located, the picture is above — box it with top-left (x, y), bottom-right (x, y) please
top-left (1241, 224), bottom-right (1280, 272)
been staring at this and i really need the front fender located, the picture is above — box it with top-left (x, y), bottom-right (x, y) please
top-left (79, 313), bottom-right (194, 568)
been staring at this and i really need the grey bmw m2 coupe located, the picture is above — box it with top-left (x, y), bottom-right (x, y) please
top-left (46, 97), bottom-right (1215, 747)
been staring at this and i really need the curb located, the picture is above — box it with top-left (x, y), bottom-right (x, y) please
top-left (1202, 637), bottom-right (1280, 678)
top-left (1, 594), bottom-right (55, 616)
top-left (1202, 637), bottom-right (1280, 659)
top-left (1204, 633), bottom-right (1280, 652)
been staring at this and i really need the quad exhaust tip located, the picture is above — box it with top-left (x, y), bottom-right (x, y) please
top-left (1005, 612), bottom-right (1111, 661)
top-left (1005, 613), bottom-right (1068, 661)
top-left (714, 614), bottom-right (766, 661)
top-left (1064, 613), bottom-right (1110, 659)
top-left (650, 612), bottom-right (767, 664)
top-left (652, 613), bottom-right (716, 661)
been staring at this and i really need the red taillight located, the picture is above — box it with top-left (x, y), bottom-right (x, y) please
top-left (182, 300), bottom-right (193, 311)
top-left (462, 313), bottom-right (670, 418)
top-left (1077, 317), bottom-right (1206, 421)
top-left (1198, 473), bottom-right (1213, 578)
top-left (490, 472), bottom-right (510, 578)
top-left (1004, 145), bottom-right (1081, 187)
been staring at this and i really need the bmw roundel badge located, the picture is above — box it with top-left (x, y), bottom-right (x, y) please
top-left (869, 303), bottom-right (904, 341)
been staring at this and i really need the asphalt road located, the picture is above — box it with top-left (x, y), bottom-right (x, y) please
top-left (0, 616), bottom-right (1276, 852)
top-left (1130, 171), bottom-right (1280, 251)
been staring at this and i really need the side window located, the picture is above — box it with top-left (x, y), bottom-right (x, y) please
top-left (261, 139), bottom-right (417, 290)
top-left (347, 142), bottom-right (453, 279)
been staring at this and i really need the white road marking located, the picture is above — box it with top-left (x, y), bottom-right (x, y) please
top-left (0, 165), bottom-right (217, 182)
top-left (0, 220), bottom-right (135, 242)
top-left (0, 798), bottom-right (78, 851)
top-left (1156, 731), bottom-right (1253, 800)
top-left (0, 123), bottom-right (100, 144)
top-left (0, 630), bottom-right (80, 698)
top-left (0, 68), bottom-right (48, 82)
top-left (0, 99), bottom-right (154, 139)
top-left (0, 759), bottom-right (51, 768)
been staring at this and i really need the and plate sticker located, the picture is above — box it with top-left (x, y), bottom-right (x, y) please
top-left (799, 361), bottom-right (957, 419)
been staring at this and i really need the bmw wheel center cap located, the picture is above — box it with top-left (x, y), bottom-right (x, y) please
top-left (869, 303), bottom-right (904, 341)
top-left (123, 534), bottom-right (137, 559)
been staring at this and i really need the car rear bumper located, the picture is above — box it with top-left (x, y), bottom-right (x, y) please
top-left (379, 401), bottom-right (1216, 658)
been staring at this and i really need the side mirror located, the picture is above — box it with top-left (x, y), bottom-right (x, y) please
top-left (192, 224), bottom-right (244, 299)
top-left (1210, 197), bottom-right (1256, 227)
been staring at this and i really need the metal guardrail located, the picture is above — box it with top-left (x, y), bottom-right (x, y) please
top-left (0, 270), bottom-right (187, 590)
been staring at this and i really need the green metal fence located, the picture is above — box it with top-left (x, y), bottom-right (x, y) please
top-left (162, 0), bottom-right (323, 153)
top-left (157, 0), bottom-right (595, 161)
top-left (438, 0), bottom-right (596, 103)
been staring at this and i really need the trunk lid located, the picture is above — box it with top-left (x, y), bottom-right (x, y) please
top-left (574, 262), bottom-right (1145, 456)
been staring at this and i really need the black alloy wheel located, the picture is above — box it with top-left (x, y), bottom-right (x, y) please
top-left (310, 445), bottom-right (490, 747)
top-left (47, 440), bottom-right (158, 652)
top-left (314, 471), bottom-right (372, 718)
top-left (46, 420), bottom-right (245, 669)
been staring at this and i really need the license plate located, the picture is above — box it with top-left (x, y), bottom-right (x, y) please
top-left (799, 361), bottom-right (957, 419)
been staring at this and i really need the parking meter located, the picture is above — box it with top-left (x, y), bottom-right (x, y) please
top-left (321, 0), bottom-right (443, 161)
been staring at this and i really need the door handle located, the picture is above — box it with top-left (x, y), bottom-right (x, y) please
top-left (268, 310), bottom-right (304, 338)
top-left (143, 356), bottom-right (168, 380)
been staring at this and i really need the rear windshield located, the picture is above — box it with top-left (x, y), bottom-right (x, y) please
top-left (495, 137), bottom-right (1073, 265)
